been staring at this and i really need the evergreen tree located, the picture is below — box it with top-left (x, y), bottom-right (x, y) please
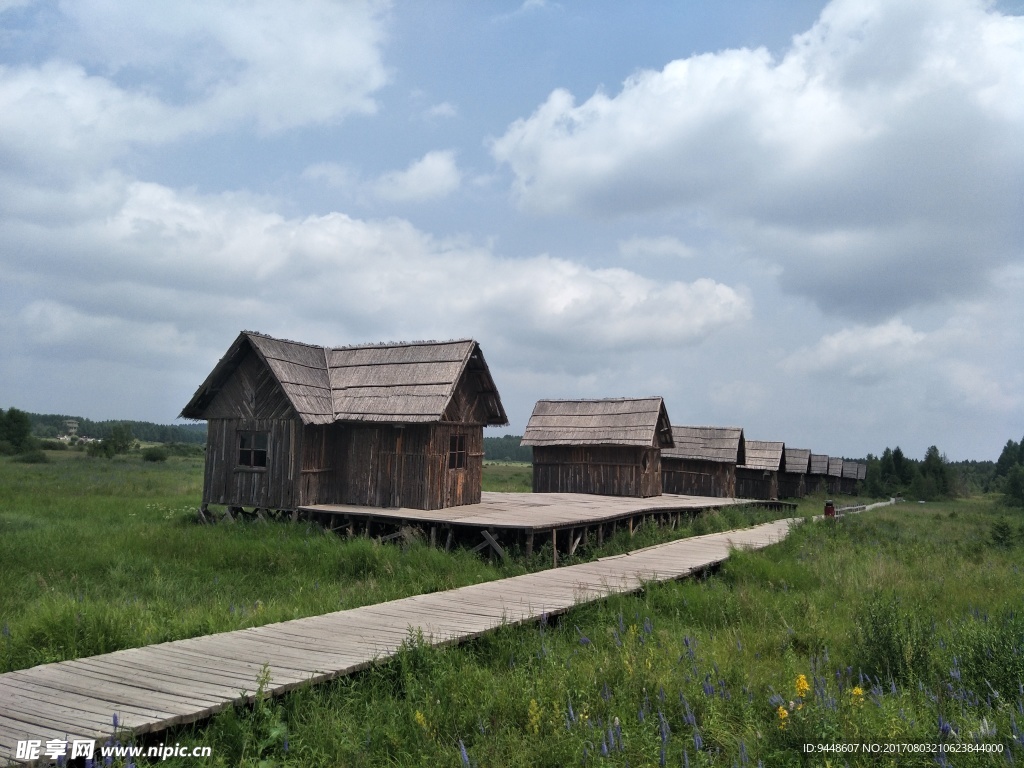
top-left (879, 448), bottom-right (897, 489)
top-left (107, 423), bottom-right (136, 454)
top-left (892, 446), bottom-right (914, 486)
top-left (921, 445), bottom-right (951, 497)
top-left (0, 407), bottom-right (33, 452)
top-left (995, 438), bottom-right (1021, 477)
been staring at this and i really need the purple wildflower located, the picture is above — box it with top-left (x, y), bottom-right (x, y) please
top-left (459, 739), bottom-right (470, 767)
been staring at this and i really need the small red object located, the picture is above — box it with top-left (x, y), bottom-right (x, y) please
top-left (824, 500), bottom-right (836, 517)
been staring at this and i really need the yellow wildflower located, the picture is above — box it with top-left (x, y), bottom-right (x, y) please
top-left (414, 710), bottom-right (429, 731)
top-left (795, 674), bottom-right (810, 698)
top-left (777, 705), bottom-right (789, 729)
top-left (527, 699), bottom-right (542, 735)
top-left (851, 686), bottom-right (865, 706)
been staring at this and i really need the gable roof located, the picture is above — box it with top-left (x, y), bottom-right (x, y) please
top-left (827, 457), bottom-right (844, 477)
top-left (739, 440), bottom-right (786, 472)
top-left (783, 447), bottom-right (812, 474)
top-left (181, 331), bottom-right (507, 426)
top-left (662, 426), bottom-right (744, 464)
top-left (809, 453), bottom-right (830, 474)
top-left (843, 461), bottom-right (866, 480)
top-left (520, 397), bottom-right (673, 448)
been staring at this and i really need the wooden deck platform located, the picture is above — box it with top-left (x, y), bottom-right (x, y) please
top-left (0, 517), bottom-right (797, 766)
top-left (300, 491), bottom-right (794, 564)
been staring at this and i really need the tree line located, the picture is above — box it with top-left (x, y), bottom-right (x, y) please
top-left (25, 411), bottom-right (207, 444)
top-left (994, 436), bottom-right (1024, 507)
top-left (861, 438), bottom-right (1023, 505)
top-left (482, 435), bottom-right (532, 462)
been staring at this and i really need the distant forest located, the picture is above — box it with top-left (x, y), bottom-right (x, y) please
top-left (482, 435), bottom-right (532, 463)
top-left (24, 411), bottom-right (531, 461)
top-left (26, 412), bottom-right (207, 444)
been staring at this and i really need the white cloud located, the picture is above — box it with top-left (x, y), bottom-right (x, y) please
top-left (0, 0), bottom-right (390, 180)
top-left (782, 318), bottom-right (926, 382)
top-left (371, 150), bottom-right (462, 202)
top-left (491, 0), bottom-right (1024, 317)
top-left (618, 236), bottom-right (694, 260)
top-left (1, 177), bottom-right (750, 371)
top-left (424, 101), bottom-right (457, 119)
top-left (301, 162), bottom-right (359, 190)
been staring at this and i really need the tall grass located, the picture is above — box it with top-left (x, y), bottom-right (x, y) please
top-left (0, 453), bottom-right (797, 673)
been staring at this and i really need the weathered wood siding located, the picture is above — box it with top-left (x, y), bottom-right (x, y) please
top-left (203, 418), bottom-right (301, 509)
top-left (661, 458), bottom-right (736, 497)
top-left (805, 475), bottom-right (828, 494)
top-left (323, 423), bottom-right (483, 510)
top-left (735, 467), bottom-right (778, 500)
top-left (532, 445), bottom-right (661, 497)
top-left (199, 350), bottom-right (296, 421)
top-left (298, 423), bottom-right (343, 506)
top-left (200, 350), bottom-right (302, 509)
top-left (777, 473), bottom-right (806, 499)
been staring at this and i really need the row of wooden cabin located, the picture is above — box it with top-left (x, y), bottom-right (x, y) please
top-left (182, 332), bottom-right (865, 514)
top-left (520, 398), bottom-right (865, 500)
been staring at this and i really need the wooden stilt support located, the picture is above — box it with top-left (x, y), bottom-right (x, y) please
top-left (569, 530), bottom-right (583, 556)
top-left (430, 526), bottom-right (437, 547)
top-left (445, 527), bottom-right (454, 552)
top-left (552, 530), bottom-right (558, 568)
top-left (525, 531), bottom-right (534, 557)
top-left (480, 530), bottom-right (507, 562)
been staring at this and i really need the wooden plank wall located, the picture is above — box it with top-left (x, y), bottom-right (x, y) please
top-left (532, 446), bottom-right (661, 497)
top-left (661, 459), bottom-right (736, 497)
top-left (735, 467), bottom-right (778, 500)
top-left (203, 418), bottom-right (300, 510)
top-left (777, 473), bottom-right (807, 499)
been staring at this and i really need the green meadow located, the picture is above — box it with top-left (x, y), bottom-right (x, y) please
top-left (2, 452), bottom-right (1022, 766)
top-left (0, 453), bottom-right (789, 671)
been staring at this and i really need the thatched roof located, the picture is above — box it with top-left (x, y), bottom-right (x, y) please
top-left (520, 397), bottom-right (673, 448)
top-left (843, 461), bottom-right (866, 480)
top-left (739, 440), bottom-right (786, 472)
top-left (783, 447), bottom-right (811, 474)
top-left (809, 453), bottom-right (830, 475)
top-left (827, 457), bottom-right (844, 477)
top-left (662, 426), bottom-right (744, 464)
top-left (181, 331), bottom-right (507, 426)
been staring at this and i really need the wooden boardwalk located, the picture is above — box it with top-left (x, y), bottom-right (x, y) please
top-left (0, 517), bottom-right (796, 765)
top-left (301, 491), bottom-right (793, 563)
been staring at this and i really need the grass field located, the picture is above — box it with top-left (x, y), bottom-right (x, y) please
top-left (3, 452), bottom-right (1021, 765)
top-left (0, 452), bottom-right (795, 673)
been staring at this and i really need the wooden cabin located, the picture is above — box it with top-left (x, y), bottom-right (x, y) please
top-left (735, 440), bottom-right (786, 500)
top-left (840, 461), bottom-right (865, 495)
top-left (826, 457), bottom-right (844, 495)
top-left (181, 331), bottom-right (507, 512)
top-left (661, 426), bottom-right (745, 498)
top-left (778, 447), bottom-right (811, 498)
top-left (521, 397), bottom-right (674, 497)
top-left (807, 453), bottom-right (830, 494)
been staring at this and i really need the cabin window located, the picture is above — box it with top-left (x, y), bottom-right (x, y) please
top-left (448, 434), bottom-right (467, 469)
top-left (237, 431), bottom-right (269, 468)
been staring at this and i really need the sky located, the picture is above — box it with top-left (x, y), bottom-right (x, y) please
top-left (1, 0), bottom-right (1022, 461)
